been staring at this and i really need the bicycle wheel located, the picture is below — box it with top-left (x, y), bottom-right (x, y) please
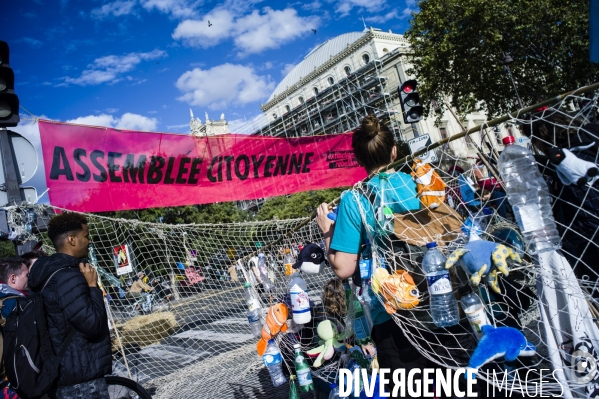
top-left (105, 376), bottom-right (152, 399)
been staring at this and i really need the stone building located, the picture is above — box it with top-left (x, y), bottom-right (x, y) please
top-left (189, 110), bottom-right (230, 137)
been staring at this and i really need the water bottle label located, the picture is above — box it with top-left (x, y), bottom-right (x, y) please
top-left (464, 305), bottom-right (490, 338)
top-left (247, 313), bottom-right (260, 323)
top-left (516, 205), bottom-right (543, 233)
top-left (354, 316), bottom-right (368, 339)
top-left (263, 353), bottom-right (282, 367)
top-left (359, 259), bottom-right (372, 279)
top-left (290, 289), bottom-right (310, 313)
top-left (427, 272), bottom-right (452, 295)
top-left (297, 368), bottom-right (313, 386)
top-left (247, 299), bottom-right (260, 312)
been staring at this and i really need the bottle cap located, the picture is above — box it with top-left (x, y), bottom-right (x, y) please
top-left (285, 248), bottom-right (291, 253)
top-left (426, 242), bottom-right (437, 249)
top-left (458, 285), bottom-right (473, 296)
top-left (244, 282), bottom-right (251, 288)
top-left (268, 339), bottom-right (275, 344)
top-left (502, 136), bottom-right (516, 145)
top-left (258, 252), bottom-right (265, 258)
top-left (293, 343), bottom-right (301, 349)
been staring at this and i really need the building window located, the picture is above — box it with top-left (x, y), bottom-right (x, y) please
top-left (272, 113), bottom-right (277, 119)
top-left (344, 66), bottom-right (351, 76)
top-left (285, 105), bottom-right (291, 113)
top-left (362, 53), bottom-right (370, 64)
top-left (327, 76), bottom-right (335, 86)
top-left (439, 127), bottom-right (448, 140)
top-left (313, 87), bottom-right (319, 95)
top-left (298, 96), bottom-right (304, 105)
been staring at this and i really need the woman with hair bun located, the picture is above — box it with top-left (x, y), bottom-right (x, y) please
top-left (316, 115), bottom-right (427, 396)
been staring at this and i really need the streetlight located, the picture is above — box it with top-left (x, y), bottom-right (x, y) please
top-left (502, 53), bottom-right (524, 109)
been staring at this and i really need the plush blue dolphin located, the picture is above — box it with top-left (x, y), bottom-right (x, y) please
top-left (468, 325), bottom-right (536, 374)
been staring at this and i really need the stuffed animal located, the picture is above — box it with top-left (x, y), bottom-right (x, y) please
top-left (445, 240), bottom-right (521, 294)
top-left (256, 303), bottom-right (289, 356)
top-left (371, 268), bottom-right (420, 313)
top-left (468, 325), bottom-right (536, 374)
top-left (548, 146), bottom-right (598, 186)
top-left (411, 158), bottom-right (447, 209)
top-left (292, 243), bottom-right (326, 275)
top-left (306, 320), bottom-right (345, 367)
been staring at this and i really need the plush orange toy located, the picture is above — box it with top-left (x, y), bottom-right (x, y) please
top-left (411, 158), bottom-right (446, 209)
top-left (371, 268), bottom-right (420, 313)
top-left (256, 303), bottom-right (289, 356)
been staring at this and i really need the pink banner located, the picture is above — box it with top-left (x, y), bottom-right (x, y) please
top-left (39, 120), bottom-right (366, 212)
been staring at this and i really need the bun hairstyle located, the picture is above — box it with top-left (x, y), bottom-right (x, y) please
top-left (352, 115), bottom-right (395, 172)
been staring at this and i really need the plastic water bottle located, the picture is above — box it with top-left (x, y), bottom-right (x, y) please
top-left (263, 339), bottom-right (287, 387)
top-left (329, 383), bottom-right (340, 399)
top-left (353, 299), bottom-right (369, 341)
top-left (293, 344), bottom-right (314, 392)
top-left (284, 248), bottom-right (295, 276)
top-left (358, 288), bottom-right (374, 337)
top-left (289, 273), bottom-right (311, 324)
top-left (459, 285), bottom-right (490, 340)
top-left (359, 241), bottom-right (372, 280)
top-left (244, 282), bottom-right (262, 337)
top-left (422, 242), bottom-right (459, 327)
top-left (257, 253), bottom-right (273, 292)
top-left (498, 135), bottom-right (561, 254)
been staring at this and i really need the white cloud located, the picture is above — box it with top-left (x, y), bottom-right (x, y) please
top-left (175, 63), bottom-right (274, 109)
top-left (335, 0), bottom-right (387, 16)
top-left (140, 0), bottom-right (199, 18)
top-left (92, 0), bottom-right (136, 18)
top-left (365, 9), bottom-right (400, 23)
top-left (172, 7), bottom-right (319, 55)
top-left (281, 63), bottom-right (295, 76)
top-left (172, 9), bottom-right (235, 48)
top-left (62, 49), bottom-right (166, 86)
top-left (66, 113), bottom-right (158, 131)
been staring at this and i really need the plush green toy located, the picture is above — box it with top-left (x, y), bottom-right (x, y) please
top-left (445, 239), bottom-right (521, 293)
top-left (306, 320), bottom-right (345, 368)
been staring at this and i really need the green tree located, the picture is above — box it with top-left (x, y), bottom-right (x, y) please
top-left (0, 240), bottom-right (16, 258)
top-left (256, 188), bottom-right (347, 220)
top-left (405, 0), bottom-right (598, 118)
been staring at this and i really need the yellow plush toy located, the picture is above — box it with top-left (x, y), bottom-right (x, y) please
top-left (411, 158), bottom-right (446, 209)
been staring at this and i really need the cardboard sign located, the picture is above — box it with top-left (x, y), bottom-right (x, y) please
top-left (408, 134), bottom-right (437, 163)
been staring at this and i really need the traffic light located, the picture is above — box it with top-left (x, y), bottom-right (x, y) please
top-left (0, 41), bottom-right (19, 128)
top-left (398, 80), bottom-right (423, 124)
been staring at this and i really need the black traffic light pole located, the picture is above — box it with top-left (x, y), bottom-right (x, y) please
top-left (0, 41), bottom-right (39, 255)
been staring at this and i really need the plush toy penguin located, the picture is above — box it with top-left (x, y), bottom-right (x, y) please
top-left (445, 239), bottom-right (521, 293)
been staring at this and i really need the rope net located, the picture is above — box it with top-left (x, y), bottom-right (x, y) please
top-left (6, 87), bottom-right (599, 398)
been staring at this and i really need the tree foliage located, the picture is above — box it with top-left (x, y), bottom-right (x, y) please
top-left (405, 0), bottom-right (598, 118)
top-left (255, 188), bottom-right (347, 221)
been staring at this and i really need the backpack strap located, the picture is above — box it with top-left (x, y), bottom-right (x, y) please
top-left (57, 328), bottom-right (77, 358)
top-left (37, 267), bottom-right (78, 358)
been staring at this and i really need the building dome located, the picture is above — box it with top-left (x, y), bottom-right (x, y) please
top-left (267, 31), bottom-right (367, 102)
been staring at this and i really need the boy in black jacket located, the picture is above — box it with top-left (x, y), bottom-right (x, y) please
top-left (28, 213), bottom-right (111, 399)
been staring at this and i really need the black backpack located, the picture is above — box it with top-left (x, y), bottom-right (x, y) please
top-left (3, 268), bottom-right (77, 399)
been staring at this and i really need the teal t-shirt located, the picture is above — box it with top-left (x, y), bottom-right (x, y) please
top-left (330, 171), bottom-right (420, 325)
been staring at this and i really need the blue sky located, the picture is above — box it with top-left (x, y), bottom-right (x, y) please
top-left (2, 0), bottom-right (415, 199)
